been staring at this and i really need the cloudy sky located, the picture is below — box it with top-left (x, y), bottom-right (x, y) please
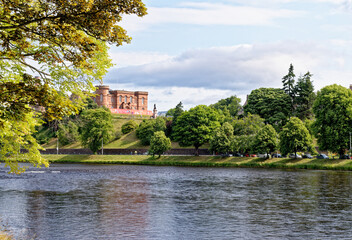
top-left (102, 0), bottom-right (352, 111)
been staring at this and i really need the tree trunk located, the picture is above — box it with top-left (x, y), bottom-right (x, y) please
top-left (195, 146), bottom-right (199, 156)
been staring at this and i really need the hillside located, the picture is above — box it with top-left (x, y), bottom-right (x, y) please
top-left (42, 114), bottom-right (194, 150)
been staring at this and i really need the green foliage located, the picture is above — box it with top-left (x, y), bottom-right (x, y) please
top-left (149, 131), bottom-right (171, 157)
top-left (253, 124), bottom-right (278, 156)
top-left (0, 0), bottom-right (147, 171)
top-left (232, 135), bottom-right (256, 154)
top-left (0, 111), bottom-right (48, 173)
top-left (80, 108), bottom-right (114, 153)
top-left (279, 117), bottom-right (313, 156)
top-left (282, 63), bottom-right (296, 107)
top-left (136, 118), bottom-right (166, 145)
top-left (312, 84), bottom-right (352, 156)
top-left (121, 120), bottom-right (138, 134)
top-left (34, 123), bottom-right (56, 144)
top-left (172, 105), bottom-right (221, 154)
top-left (210, 96), bottom-right (242, 117)
top-left (58, 121), bottom-right (79, 146)
top-left (85, 98), bottom-right (99, 110)
top-left (294, 72), bottom-right (316, 120)
top-left (209, 122), bottom-right (234, 154)
top-left (232, 114), bottom-right (265, 135)
top-left (244, 88), bottom-right (291, 131)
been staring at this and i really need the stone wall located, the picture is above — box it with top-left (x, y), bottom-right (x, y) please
top-left (39, 148), bottom-right (212, 155)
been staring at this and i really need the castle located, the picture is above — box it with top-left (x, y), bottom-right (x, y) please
top-left (93, 85), bottom-right (153, 116)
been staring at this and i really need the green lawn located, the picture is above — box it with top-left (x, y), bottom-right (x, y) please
top-left (42, 154), bottom-right (352, 171)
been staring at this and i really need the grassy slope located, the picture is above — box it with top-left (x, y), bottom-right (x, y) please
top-left (43, 154), bottom-right (352, 171)
top-left (43, 115), bottom-right (206, 149)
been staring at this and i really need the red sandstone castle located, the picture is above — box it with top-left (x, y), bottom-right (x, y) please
top-left (93, 85), bottom-right (153, 115)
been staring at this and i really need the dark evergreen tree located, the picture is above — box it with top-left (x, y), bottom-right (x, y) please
top-left (282, 64), bottom-right (296, 113)
top-left (293, 72), bottom-right (316, 120)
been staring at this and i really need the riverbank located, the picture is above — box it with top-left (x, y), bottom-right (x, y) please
top-left (43, 154), bottom-right (352, 171)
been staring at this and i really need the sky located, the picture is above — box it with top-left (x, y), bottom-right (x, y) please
top-left (102, 0), bottom-right (352, 111)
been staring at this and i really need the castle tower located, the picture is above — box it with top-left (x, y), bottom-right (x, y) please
top-left (95, 85), bottom-right (110, 108)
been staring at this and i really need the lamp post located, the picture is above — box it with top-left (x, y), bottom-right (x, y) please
top-left (350, 132), bottom-right (351, 154)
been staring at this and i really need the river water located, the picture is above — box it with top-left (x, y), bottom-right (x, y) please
top-left (1, 164), bottom-right (352, 239)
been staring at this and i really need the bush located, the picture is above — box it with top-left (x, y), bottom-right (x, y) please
top-left (114, 131), bottom-right (122, 140)
top-left (121, 120), bottom-right (138, 134)
top-left (58, 121), bottom-right (79, 146)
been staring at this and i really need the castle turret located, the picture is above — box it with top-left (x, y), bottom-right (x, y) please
top-left (95, 85), bottom-right (110, 108)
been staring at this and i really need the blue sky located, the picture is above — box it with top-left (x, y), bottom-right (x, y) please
top-left (102, 0), bottom-right (352, 111)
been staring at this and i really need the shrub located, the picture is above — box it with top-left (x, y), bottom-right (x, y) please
top-left (121, 120), bottom-right (138, 134)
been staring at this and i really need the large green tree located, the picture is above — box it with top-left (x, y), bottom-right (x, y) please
top-left (253, 124), bottom-right (278, 158)
top-left (294, 72), bottom-right (316, 120)
top-left (279, 117), bottom-right (313, 157)
top-left (149, 131), bottom-right (171, 158)
top-left (312, 84), bottom-right (352, 157)
top-left (210, 96), bottom-right (242, 117)
top-left (232, 113), bottom-right (265, 135)
top-left (0, 0), bottom-right (147, 172)
top-left (136, 118), bottom-right (166, 145)
top-left (80, 108), bottom-right (114, 153)
top-left (244, 88), bottom-right (291, 130)
top-left (172, 105), bottom-right (221, 155)
top-left (209, 122), bottom-right (234, 155)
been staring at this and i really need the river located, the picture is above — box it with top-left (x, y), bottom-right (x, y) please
top-left (1, 164), bottom-right (352, 239)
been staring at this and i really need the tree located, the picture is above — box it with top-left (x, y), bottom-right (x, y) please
top-left (232, 113), bottom-right (265, 136)
top-left (149, 131), bottom-right (171, 158)
top-left (293, 72), bottom-right (316, 120)
top-left (279, 117), bottom-right (314, 157)
top-left (58, 121), bottom-right (79, 146)
top-left (282, 64), bottom-right (296, 112)
top-left (209, 122), bottom-right (234, 155)
top-left (121, 120), bottom-right (138, 134)
top-left (210, 96), bottom-right (242, 117)
top-left (136, 118), bottom-right (166, 145)
top-left (244, 88), bottom-right (291, 131)
top-left (253, 124), bottom-right (278, 158)
top-left (172, 105), bottom-right (221, 155)
top-left (232, 135), bottom-right (256, 154)
top-left (0, 0), bottom-right (147, 172)
top-left (166, 102), bottom-right (184, 139)
top-left (80, 108), bottom-right (114, 153)
top-left (312, 84), bottom-right (352, 157)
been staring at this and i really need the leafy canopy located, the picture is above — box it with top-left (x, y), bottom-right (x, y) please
top-left (253, 124), bottom-right (278, 156)
top-left (80, 108), bottom-right (114, 153)
top-left (149, 131), bottom-right (171, 158)
top-left (279, 117), bottom-right (313, 156)
top-left (172, 105), bottom-right (221, 155)
top-left (244, 88), bottom-right (291, 131)
top-left (136, 118), bottom-right (166, 145)
top-left (312, 84), bottom-right (352, 156)
top-left (0, 0), bottom-right (146, 171)
top-left (209, 122), bottom-right (234, 155)
top-left (210, 96), bottom-right (242, 117)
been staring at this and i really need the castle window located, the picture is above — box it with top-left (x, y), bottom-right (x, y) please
top-left (124, 96), bottom-right (127, 102)
top-left (100, 94), bottom-right (103, 102)
top-left (130, 96), bottom-right (133, 103)
top-left (142, 97), bottom-right (145, 105)
top-left (119, 96), bottom-right (122, 102)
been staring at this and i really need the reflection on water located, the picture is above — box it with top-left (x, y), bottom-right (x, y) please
top-left (1, 164), bottom-right (352, 239)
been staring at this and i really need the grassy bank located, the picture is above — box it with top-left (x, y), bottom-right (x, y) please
top-left (43, 154), bottom-right (352, 171)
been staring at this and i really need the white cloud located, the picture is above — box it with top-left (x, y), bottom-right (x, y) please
top-left (104, 41), bottom-right (352, 110)
top-left (120, 3), bottom-right (304, 33)
top-left (108, 50), bottom-right (172, 68)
